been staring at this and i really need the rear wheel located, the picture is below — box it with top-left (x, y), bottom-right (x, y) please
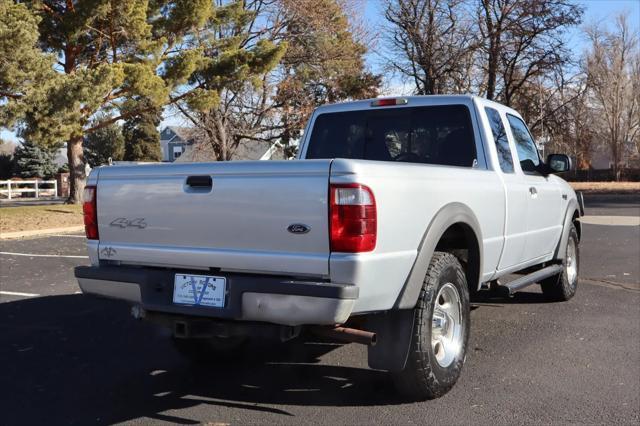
top-left (393, 252), bottom-right (470, 400)
top-left (541, 224), bottom-right (579, 301)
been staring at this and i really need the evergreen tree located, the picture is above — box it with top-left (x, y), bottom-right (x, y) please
top-left (84, 115), bottom-right (124, 166)
top-left (275, 0), bottom-right (380, 148)
top-left (13, 140), bottom-right (58, 179)
top-left (1, 0), bottom-right (285, 203)
top-left (123, 102), bottom-right (162, 162)
top-left (0, 1), bottom-right (55, 122)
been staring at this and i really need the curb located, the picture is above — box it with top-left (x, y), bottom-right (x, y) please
top-left (0, 226), bottom-right (85, 240)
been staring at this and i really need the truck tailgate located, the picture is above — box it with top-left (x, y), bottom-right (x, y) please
top-left (95, 160), bottom-right (331, 276)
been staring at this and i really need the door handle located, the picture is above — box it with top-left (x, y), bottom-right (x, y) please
top-left (529, 186), bottom-right (538, 196)
top-left (186, 175), bottom-right (212, 188)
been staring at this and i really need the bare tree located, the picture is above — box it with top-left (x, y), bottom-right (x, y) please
top-left (384, 0), bottom-right (479, 95)
top-left (478, 0), bottom-right (583, 105)
top-left (181, 78), bottom-right (285, 161)
top-left (585, 15), bottom-right (640, 180)
top-left (538, 73), bottom-right (595, 169)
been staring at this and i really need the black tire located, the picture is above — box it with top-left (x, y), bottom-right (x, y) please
top-left (172, 336), bottom-right (246, 364)
top-left (393, 252), bottom-right (470, 400)
top-left (541, 224), bottom-right (579, 301)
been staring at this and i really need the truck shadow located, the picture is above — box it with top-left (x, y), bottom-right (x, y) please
top-left (0, 295), bottom-right (401, 425)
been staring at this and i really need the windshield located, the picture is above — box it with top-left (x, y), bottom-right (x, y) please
top-left (305, 105), bottom-right (477, 167)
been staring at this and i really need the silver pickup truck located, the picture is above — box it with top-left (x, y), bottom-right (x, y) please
top-left (75, 95), bottom-right (583, 400)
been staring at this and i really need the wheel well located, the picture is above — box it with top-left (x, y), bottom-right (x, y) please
top-left (434, 223), bottom-right (481, 294)
top-left (572, 210), bottom-right (581, 241)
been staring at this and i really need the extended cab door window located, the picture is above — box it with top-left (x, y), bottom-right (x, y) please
top-left (306, 105), bottom-right (477, 168)
top-left (506, 114), bottom-right (541, 174)
top-left (485, 107), bottom-right (514, 173)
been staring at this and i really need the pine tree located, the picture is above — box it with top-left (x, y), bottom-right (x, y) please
top-left (276, 0), bottom-right (380, 147)
top-left (123, 102), bottom-right (162, 162)
top-left (1, 0), bottom-right (285, 203)
top-left (0, 1), bottom-right (54, 120)
top-left (84, 115), bottom-right (124, 166)
top-left (13, 140), bottom-right (58, 179)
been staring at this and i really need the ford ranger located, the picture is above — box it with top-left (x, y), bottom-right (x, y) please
top-left (75, 95), bottom-right (583, 400)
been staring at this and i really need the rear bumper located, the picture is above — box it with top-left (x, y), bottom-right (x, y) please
top-left (74, 266), bottom-right (358, 326)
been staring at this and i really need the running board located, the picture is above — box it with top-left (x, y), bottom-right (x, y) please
top-left (498, 264), bottom-right (563, 296)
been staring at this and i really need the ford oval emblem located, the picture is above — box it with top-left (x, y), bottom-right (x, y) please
top-left (287, 224), bottom-right (311, 234)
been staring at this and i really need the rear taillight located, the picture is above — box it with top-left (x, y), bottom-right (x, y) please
top-left (330, 184), bottom-right (376, 252)
top-left (83, 185), bottom-right (98, 240)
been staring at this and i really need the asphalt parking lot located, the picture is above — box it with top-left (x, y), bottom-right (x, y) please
top-left (1, 194), bottom-right (638, 425)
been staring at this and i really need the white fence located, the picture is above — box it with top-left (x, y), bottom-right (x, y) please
top-left (0, 180), bottom-right (58, 200)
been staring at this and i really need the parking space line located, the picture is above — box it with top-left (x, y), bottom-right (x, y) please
top-left (0, 251), bottom-right (88, 259)
top-left (0, 290), bottom-right (40, 298)
top-left (48, 234), bottom-right (86, 238)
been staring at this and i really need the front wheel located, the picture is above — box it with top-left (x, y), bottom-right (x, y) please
top-left (541, 224), bottom-right (579, 301)
top-left (393, 252), bottom-right (470, 400)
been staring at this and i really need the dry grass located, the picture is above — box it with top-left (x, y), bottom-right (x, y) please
top-left (0, 204), bottom-right (83, 234)
top-left (569, 181), bottom-right (640, 193)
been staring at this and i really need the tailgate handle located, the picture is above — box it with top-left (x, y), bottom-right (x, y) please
top-left (186, 175), bottom-right (212, 188)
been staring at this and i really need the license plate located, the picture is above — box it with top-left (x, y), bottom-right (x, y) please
top-left (173, 274), bottom-right (226, 308)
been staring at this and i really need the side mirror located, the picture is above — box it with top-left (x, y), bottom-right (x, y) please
top-left (546, 154), bottom-right (572, 173)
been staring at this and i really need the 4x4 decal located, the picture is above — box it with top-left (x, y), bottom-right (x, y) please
top-left (109, 218), bottom-right (147, 229)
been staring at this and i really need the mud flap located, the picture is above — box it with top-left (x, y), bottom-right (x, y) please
top-left (366, 309), bottom-right (415, 372)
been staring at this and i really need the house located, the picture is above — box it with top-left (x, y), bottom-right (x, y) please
top-left (175, 138), bottom-right (287, 162)
top-left (160, 125), bottom-right (286, 162)
top-left (160, 126), bottom-right (196, 162)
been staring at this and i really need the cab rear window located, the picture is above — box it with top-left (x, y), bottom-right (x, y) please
top-left (305, 105), bottom-right (477, 167)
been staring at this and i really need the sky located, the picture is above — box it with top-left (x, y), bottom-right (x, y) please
top-left (363, 0), bottom-right (640, 43)
top-left (362, 0), bottom-right (640, 90)
top-left (1, 0), bottom-right (639, 144)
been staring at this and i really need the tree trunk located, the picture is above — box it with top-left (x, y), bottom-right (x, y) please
top-left (215, 112), bottom-right (229, 161)
top-left (611, 135), bottom-right (621, 182)
top-left (482, 0), bottom-right (498, 100)
top-left (486, 41), bottom-right (498, 100)
top-left (66, 135), bottom-right (86, 204)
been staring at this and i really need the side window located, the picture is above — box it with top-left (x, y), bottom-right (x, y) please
top-left (485, 107), bottom-right (514, 173)
top-left (506, 114), bottom-right (540, 173)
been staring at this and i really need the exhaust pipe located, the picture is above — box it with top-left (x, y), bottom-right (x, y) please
top-left (311, 326), bottom-right (377, 346)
